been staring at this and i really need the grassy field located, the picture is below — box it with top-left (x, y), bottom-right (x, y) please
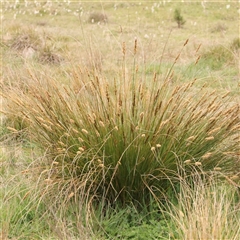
top-left (1, 1), bottom-right (240, 239)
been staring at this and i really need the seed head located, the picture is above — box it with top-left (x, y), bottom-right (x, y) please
top-left (58, 141), bottom-right (66, 146)
top-left (72, 128), bottom-right (79, 134)
top-left (195, 55), bottom-right (201, 65)
top-left (82, 129), bottom-right (88, 134)
top-left (44, 178), bottom-right (53, 184)
top-left (23, 191), bottom-right (30, 200)
top-left (208, 127), bottom-right (221, 135)
top-left (184, 159), bottom-right (191, 164)
top-left (122, 41), bottom-right (126, 55)
top-left (213, 167), bottom-right (221, 171)
top-left (134, 38), bottom-right (137, 55)
top-left (78, 147), bottom-right (85, 152)
top-left (97, 159), bottom-right (102, 164)
top-left (230, 175), bottom-right (239, 181)
top-left (69, 119), bottom-right (75, 124)
top-left (195, 162), bottom-right (202, 166)
top-left (184, 39), bottom-right (189, 46)
top-left (202, 152), bottom-right (212, 159)
top-left (195, 43), bottom-right (202, 53)
top-left (156, 144), bottom-right (161, 148)
top-left (205, 136), bottom-right (214, 141)
top-left (186, 136), bottom-right (195, 142)
top-left (57, 148), bottom-right (63, 152)
top-left (179, 210), bottom-right (185, 218)
top-left (64, 132), bottom-right (70, 137)
top-left (42, 123), bottom-right (52, 131)
top-left (95, 130), bottom-right (100, 137)
top-left (68, 192), bottom-right (74, 199)
top-left (222, 91), bottom-right (230, 99)
top-left (99, 121), bottom-right (105, 127)
top-left (151, 147), bottom-right (156, 152)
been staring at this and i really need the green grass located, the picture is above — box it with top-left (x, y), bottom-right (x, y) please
top-left (1, 1), bottom-right (240, 239)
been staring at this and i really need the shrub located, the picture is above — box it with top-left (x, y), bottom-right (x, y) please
top-left (174, 8), bottom-right (186, 28)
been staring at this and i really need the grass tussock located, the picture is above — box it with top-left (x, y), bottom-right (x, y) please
top-left (1, 2), bottom-right (240, 238)
top-left (4, 24), bottom-right (63, 64)
top-left (88, 12), bottom-right (108, 24)
top-left (1, 42), bottom-right (239, 208)
top-left (9, 27), bottom-right (42, 52)
top-left (231, 37), bottom-right (240, 51)
top-left (201, 44), bottom-right (235, 70)
top-left (38, 46), bottom-right (63, 65)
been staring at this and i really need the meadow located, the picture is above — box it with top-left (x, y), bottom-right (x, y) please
top-left (1, 0), bottom-right (240, 239)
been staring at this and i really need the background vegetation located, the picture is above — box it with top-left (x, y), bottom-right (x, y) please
top-left (1, 1), bottom-right (239, 239)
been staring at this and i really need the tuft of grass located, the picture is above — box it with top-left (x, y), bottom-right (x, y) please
top-left (4, 25), bottom-right (64, 64)
top-left (2, 45), bottom-right (239, 208)
top-left (1, 2), bottom-right (239, 238)
top-left (10, 29), bottom-right (42, 52)
top-left (231, 37), bottom-right (240, 51)
top-left (38, 46), bottom-right (63, 65)
top-left (200, 44), bottom-right (235, 70)
top-left (88, 12), bottom-right (108, 24)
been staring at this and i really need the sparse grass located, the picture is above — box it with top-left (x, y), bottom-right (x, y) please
top-left (201, 44), bottom-right (234, 70)
top-left (1, 1), bottom-right (240, 239)
top-left (164, 169), bottom-right (240, 240)
top-left (211, 22), bottom-right (228, 33)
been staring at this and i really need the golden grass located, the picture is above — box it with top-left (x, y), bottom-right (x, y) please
top-left (165, 170), bottom-right (240, 240)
